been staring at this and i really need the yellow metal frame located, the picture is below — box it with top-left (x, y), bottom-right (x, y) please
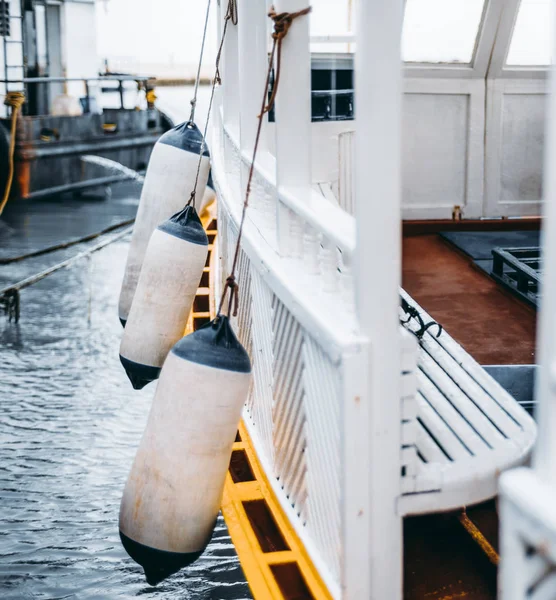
top-left (222, 421), bottom-right (333, 600)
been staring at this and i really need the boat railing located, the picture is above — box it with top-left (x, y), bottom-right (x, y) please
top-left (338, 130), bottom-right (355, 215)
top-left (1, 75), bottom-right (156, 116)
top-left (498, 0), bottom-right (556, 596)
top-left (213, 1), bottom-right (542, 597)
top-left (211, 1), bottom-right (416, 597)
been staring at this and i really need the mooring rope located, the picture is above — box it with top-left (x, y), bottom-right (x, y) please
top-left (189, 0), bottom-right (213, 124)
top-left (218, 5), bottom-right (312, 317)
top-left (186, 0), bottom-right (238, 210)
top-left (0, 91), bottom-right (25, 216)
top-left (0, 225), bottom-right (133, 323)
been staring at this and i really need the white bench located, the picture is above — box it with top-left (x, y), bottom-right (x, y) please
top-left (398, 290), bottom-right (537, 516)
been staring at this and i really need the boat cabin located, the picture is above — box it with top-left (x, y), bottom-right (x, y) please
top-left (0, 0), bottom-right (169, 200)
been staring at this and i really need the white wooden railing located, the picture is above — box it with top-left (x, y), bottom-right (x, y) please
top-left (338, 130), bottom-right (355, 215)
top-left (212, 1), bottom-right (412, 598)
top-left (498, 0), bottom-right (556, 597)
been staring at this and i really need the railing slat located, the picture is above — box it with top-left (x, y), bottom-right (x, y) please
top-left (273, 0), bottom-right (312, 256)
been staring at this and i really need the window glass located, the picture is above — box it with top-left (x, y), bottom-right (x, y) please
top-left (403, 0), bottom-right (486, 63)
top-left (507, 0), bottom-right (550, 66)
top-left (310, 0), bottom-right (353, 53)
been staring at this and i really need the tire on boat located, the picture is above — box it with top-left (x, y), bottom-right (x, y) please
top-left (119, 205), bottom-right (208, 390)
top-left (119, 316), bottom-right (251, 585)
top-left (118, 121), bottom-right (210, 326)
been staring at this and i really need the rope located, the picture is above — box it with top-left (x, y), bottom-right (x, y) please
top-left (186, 0), bottom-right (238, 210)
top-left (189, 0), bottom-right (212, 124)
top-left (260, 7), bottom-right (312, 116)
top-left (218, 5), bottom-right (312, 317)
top-left (0, 91), bottom-right (25, 216)
top-left (0, 225), bottom-right (133, 323)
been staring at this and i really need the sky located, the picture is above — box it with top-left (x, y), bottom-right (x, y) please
top-left (94, 0), bottom-right (353, 76)
top-left (94, 0), bottom-right (550, 76)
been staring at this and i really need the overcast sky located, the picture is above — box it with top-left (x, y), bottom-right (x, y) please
top-left (94, 0), bottom-right (549, 71)
top-left (95, 0), bottom-right (352, 69)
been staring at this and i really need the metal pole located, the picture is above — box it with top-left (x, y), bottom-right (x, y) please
top-left (533, 0), bottom-right (556, 484)
top-left (84, 80), bottom-right (90, 113)
top-left (118, 79), bottom-right (124, 109)
top-left (355, 0), bottom-right (404, 598)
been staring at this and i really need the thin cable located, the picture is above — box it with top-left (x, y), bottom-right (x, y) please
top-left (187, 0), bottom-right (236, 210)
top-left (189, 0), bottom-right (212, 124)
top-left (218, 6), bottom-right (312, 317)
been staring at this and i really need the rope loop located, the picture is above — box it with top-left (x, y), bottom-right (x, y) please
top-left (186, 190), bottom-right (197, 208)
top-left (225, 0), bottom-right (238, 25)
top-left (4, 91), bottom-right (25, 110)
top-left (269, 6), bottom-right (311, 41)
top-left (260, 5), bottom-right (312, 116)
top-left (224, 275), bottom-right (239, 317)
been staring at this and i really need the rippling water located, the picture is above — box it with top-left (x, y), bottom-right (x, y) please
top-left (0, 234), bottom-right (251, 599)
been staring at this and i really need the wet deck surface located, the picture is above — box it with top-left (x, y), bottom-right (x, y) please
top-left (0, 184), bottom-right (251, 599)
top-left (0, 185), bottom-right (138, 264)
top-left (402, 234), bottom-right (537, 365)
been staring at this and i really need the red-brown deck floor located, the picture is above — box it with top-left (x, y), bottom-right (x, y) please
top-left (402, 234), bottom-right (536, 365)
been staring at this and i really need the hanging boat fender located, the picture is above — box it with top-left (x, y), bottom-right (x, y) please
top-left (118, 121), bottom-right (210, 326)
top-left (199, 170), bottom-right (216, 221)
top-left (119, 205), bottom-right (208, 390)
top-left (119, 316), bottom-right (251, 585)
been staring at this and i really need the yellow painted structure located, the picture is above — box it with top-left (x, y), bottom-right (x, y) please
top-left (221, 421), bottom-right (333, 600)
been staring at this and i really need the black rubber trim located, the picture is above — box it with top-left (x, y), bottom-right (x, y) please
top-left (119, 355), bottom-right (161, 390)
top-left (157, 206), bottom-right (208, 246)
top-left (158, 121), bottom-right (210, 156)
top-left (120, 530), bottom-right (203, 586)
top-left (172, 316), bottom-right (251, 373)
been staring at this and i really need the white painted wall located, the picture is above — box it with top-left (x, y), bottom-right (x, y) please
top-left (61, 1), bottom-right (99, 98)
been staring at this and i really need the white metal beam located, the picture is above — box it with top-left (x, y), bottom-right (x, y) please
top-left (354, 0), bottom-right (404, 598)
top-left (533, 0), bottom-right (556, 483)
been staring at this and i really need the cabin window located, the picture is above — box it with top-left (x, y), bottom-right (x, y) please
top-left (402, 0), bottom-right (486, 64)
top-left (0, 1), bottom-right (10, 37)
top-left (507, 0), bottom-right (551, 66)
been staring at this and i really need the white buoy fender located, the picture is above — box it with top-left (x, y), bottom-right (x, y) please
top-left (119, 316), bottom-right (251, 585)
top-left (199, 170), bottom-right (216, 220)
top-left (119, 206), bottom-right (208, 390)
top-left (118, 121), bottom-right (210, 326)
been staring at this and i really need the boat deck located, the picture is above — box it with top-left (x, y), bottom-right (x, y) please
top-left (402, 233), bottom-right (537, 365)
top-left (400, 229), bottom-right (538, 600)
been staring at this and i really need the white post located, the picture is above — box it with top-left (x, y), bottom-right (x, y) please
top-left (221, 0), bottom-right (240, 182)
top-left (353, 0), bottom-right (404, 599)
top-left (273, 0), bottom-right (312, 255)
top-left (237, 0), bottom-right (268, 198)
top-left (533, 0), bottom-right (556, 484)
